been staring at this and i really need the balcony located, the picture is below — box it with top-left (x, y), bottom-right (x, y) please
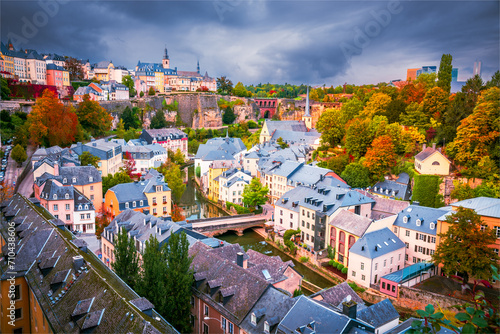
top-left (152, 202), bottom-right (157, 206)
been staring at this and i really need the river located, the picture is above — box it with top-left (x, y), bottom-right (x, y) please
top-left (181, 166), bottom-right (335, 293)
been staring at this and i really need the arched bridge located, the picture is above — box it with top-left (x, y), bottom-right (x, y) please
top-left (190, 205), bottom-right (274, 237)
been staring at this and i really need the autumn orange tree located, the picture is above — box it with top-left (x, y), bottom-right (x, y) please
top-left (171, 204), bottom-right (185, 222)
top-left (0, 184), bottom-right (14, 202)
top-left (422, 86), bottom-right (449, 120)
top-left (27, 89), bottom-right (80, 147)
top-left (363, 135), bottom-right (397, 181)
top-left (76, 94), bottom-right (113, 137)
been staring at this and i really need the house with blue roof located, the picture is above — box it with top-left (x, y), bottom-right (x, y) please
top-left (104, 169), bottom-right (171, 219)
top-left (347, 227), bottom-right (406, 289)
top-left (275, 184), bottom-right (375, 251)
top-left (217, 168), bottom-right (253, 205)
top-left (380, 262), bottom-right (435, 298)
top-left (71, 139), bottom-right (123, 177)
top-left (392, 205), bottom-right (450, 266)
top-left (371, 173), bottom-right (412, 201)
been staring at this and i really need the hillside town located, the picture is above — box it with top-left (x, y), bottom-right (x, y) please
top-left (0, 17), bottom-right (499, 334)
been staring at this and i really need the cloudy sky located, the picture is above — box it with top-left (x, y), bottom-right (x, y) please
top-left (1, 0), bottom-right (498, 86)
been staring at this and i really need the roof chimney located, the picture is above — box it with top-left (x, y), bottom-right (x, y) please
top-left (432, 143), bottom-right (436, 150)
top-left (236, 252), bottom-right (247, 269)
top-left (422, 144), bottom-right (426, 150)
top-left (342, 300), bottom-right (357, 319)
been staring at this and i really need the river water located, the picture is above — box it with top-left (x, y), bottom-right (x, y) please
top-left (181, 166), bottom-right (335, 293)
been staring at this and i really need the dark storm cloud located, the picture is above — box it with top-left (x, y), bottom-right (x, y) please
top-left (1, 0), bottom-right (498, 85)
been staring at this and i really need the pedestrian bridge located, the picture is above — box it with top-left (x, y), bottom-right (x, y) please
top-left (190, 210), bottom-right (272, 237)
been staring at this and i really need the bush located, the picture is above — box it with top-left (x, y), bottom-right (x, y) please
top-left (299, 256), bottom-right (309, 263)
top-left (337, 263), bottom-right (344, 270)
top-left (225, 202), bottom-right (251, 214)
top-left (341, 267), bottom-right (348, 274)
top-left (348, 282), bottom-right (366, 293)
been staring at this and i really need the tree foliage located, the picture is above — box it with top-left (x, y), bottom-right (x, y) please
top-left (363, 135), bottom-right (397, 181)
top-left (121, 75), bottom-right (136, 97)
top-left (171, 204), bottom-right (185, 222)
top-left (222, 106), bottom-right (236, 124)
top-left (341, 162), bottom-right (371, 188)
top-left (79, 151), bottom-right (100, 168)
top-left (27, 89), bottom-right (80, 147)
top-left (316, 108), bottom-right (344, 147)
top-left (276, 137), bottom-right (289, 149)
top-left (437, 54), bottom-right (453, 94)
top-left (76, 94), bottom-right (113, 137)
top-left (163, 163), bottom-right (185, 201)
top-left (234, 81), bottom-right (250, 97)
top-left (433, 207), bottom-right (499, 284)
top-left (102, 171), bottom-right (132, 194)
top-left (112, 227), bottom-right (139, 288)
top-left (361, 92), bottom-right (392, 118)
top-left (148, 87), bottom-right (156, 95)
top-left (422, 86), bottom-right (449, 120)
top-left (63, 57), bottom-right (84, 81)
top-left (150, 110), bottom-right (168, 129)
top-left (121, 106), bottom-right (141, 130)
top-left (217, 76), bottom-right (233, 95)
top-left (242, 178), bottom-right (269, 208)
top-left (11, 144), bottom-right (27, 165)
top-left (345, 118), bottom-right (373, 159)
top-left (412, 175), bottom-right (443, 208)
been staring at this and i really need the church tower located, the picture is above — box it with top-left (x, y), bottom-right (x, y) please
top-left (197, 60), bottom-right (200, 74)
top-left (162, 46), bottom-right (170, 69)
top-left (302, 86), bottom-right (313, 130)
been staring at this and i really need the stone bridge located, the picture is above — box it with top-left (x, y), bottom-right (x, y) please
top-left (190, 208), bottom-right (273, 237)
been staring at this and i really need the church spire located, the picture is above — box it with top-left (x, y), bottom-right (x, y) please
top-left (197, 60), bottom-right (200, 74)
top-left (163, 46), bottom-right (169, 60)
top-left (305, 86), bottom-right (310, 116)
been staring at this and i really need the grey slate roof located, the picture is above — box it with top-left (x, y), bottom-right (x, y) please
top-left (265, 120), bottom-right (308, 134)
top-left (195, 137), bottom-right (246, 160)
top-left (139, 128), bottom-right (187, 144)
top-left (357, 299), bottom-right (399, 328)
top-left (360, 191), bottom-right (410, 220)
top-left (246, 249), bottom-right (301, 284)
top-left (330, 210), bottom-right (373, 237)
top-left (349, 228), bottom-right (405, 259)
top-left (310, 282), bottom-right (365, 309)
top-left (393, 205), bottom-right (450, 235)
top-left (270, 129), bottom-right (320, 146)
top-left (41, 179), bottom-right (74, 201)
top-left (59, 166), bottom-right (102, 185)
top-left (451, 197), bottom-right (500, 219)
top-left (371, 179), bottom-right (411, 201)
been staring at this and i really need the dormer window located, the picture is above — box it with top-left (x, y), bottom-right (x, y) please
top-left (140, 200), bottom-right (143, 206)
top-left (79, 205), bottom-right (82, 210)
top-left (72, 177), bottom-right (76, 183)
top-left (65, 194), bottom-right (69, 199)
top-left (133, 201), bottom-right (136, 208)
top-left (264, 321), bottom-right (270, 333)
top-left (403, 216), bottom-right (408, 223)
top-left (89, 176), bottom-right (93, 182)
top-left (53, 194), bottom-right (57, 200)
top-left (251, 313), bottom-right (257, 326)
top-left (416, 219), bottom-right (422, 226)
top-left (125, 202), bottom-right (129, 209)
top-left (85, 205), bottom-right (88, 210)
top-left (430, 222), bottom-right (435, 230)
top-left (63, 178), bottom-right (67, 184)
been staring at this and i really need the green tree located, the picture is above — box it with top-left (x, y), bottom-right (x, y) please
top-left (150, 110), bottom-right (168, 129)
top-left (485, 70), bottom-right (500, 88)
top-left (345, 118), bottom-right (373, 159)
top-left (234, 81), bottom-right (249, 97)
top-left (148, 87), bottom-right (156, 96)
top-left (448, 87), bottom-right (499, 171)
top-left (1, 77), bottom-right (11, 100)
top-left (316, 108), bottom-right (344, 147)
top-left (164, 163), bottom-right (186, 201)
top-left (433, 207), bottom-right (499, 285)
top-left (79, 151), bottom-right (99, 168)
top-left (276, 137), bottom-right (289, 149)
top-left (412, 175), bottom-right (443, 208)
top-left (121, 106), bottom-right (141, 130)
top-left (102, 171), bottom-right (132, 194)
top-left (400, 102), bottom-right (430, 129)
top-left (112, 227), bottom-right (139, 288)
top-left (340, 162), bottom-right (371, 188)
top-left (162, 232), bottom-right (194, 333)
top-left (222, 106), bottom-right (236, 124)
top-left (115, 119), bottom-right (126, 139)
top-left (422, 87), bottom-right (449, 120)
top-left (242, 178), bottom-right (269, 208)
top-left (11, 144), bottom-right (27, 165)
top-left (361, 92), bottom-right (392, 118)
top-left (76, 94), bottom-right (113, 137)
top-left (140, 91), bottom-right (144, 97)
top-left (136, 235), bottom-right (167, 314)
top-left (383, 99), bottom-right (406, 123)
top-left (437, 54), bottom-right (453, 94)
top-left (217, 76), bottom-right (233, 95)
top-left (171, 148), bottom-right (185, 165)
top-left (414, 72), bottom-right (437, 90)
top-left (121, 75), bottom-right (136, 97)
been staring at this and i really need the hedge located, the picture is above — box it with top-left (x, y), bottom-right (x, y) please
top-left (226, 202), bottom-right (251, 214)
top-left (341, 268), bottom-right (348, 274)
top-left (412, 174), bottom-right (443, 208)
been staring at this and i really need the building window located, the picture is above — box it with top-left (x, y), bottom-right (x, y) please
top-left (405, 230), bottom-right (410, 237)
top-left (251, 313), bottom-right (257, 326)
top-left (133, 201), bottom-right (136, 208)
top-left (13, 285), bottom-right (21, 300)
top-left (53, 204), bottom-right (58, 211)
top-left (140, 200), bottom-right (143, 206)
top-left (222, 317), bottom-right (227, 331)
top-left (190, 296), bottom-right (195, 306)
top-left (66, 204), bottom-right (70, 210)
top-left (361, 262), bottom-right (364, 270)
top-left (375, 263), bottom-right (378, 271)
top-left (361, 275), bottom-right (366, 281)
top-left (405, 242), bottom-right (409, 249)
top-left (290, 213), bottom-right (293, 219)
top-left (203, 324), bottom-right (209, 334)
top-left (494, 226), bottom-right (500, 238)
top-left (90, 195), bottom-right (94, 200)
top-left (393, 227), bottom-right (397, 233)
top-left (81, 214), bottom-right (85, 220)
top-left (90, 185), bottom-right (94, 191)
top-left (384, 259), bottom-right (387, 267)
top-left (87, 213), bottom-right (91, 219)
top-left (228, 322), bottom-right (234, 334)
top-left (264, 321), bottom-right (270, 333)
top-left (405, 254), bottom-right (409, 261)
top-left (66, 214), bottom-right (71, 221)
top-left (352, 271), bottom-right (356, 277)
top-left (204, 304), bottom-right (209, 316)
top-left (125, 202), bottom-right (129, 209)
top-left (15, 308), bottom-right (22, 319)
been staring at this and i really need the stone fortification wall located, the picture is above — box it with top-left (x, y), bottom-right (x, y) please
top-left (234, 104), bottom-right (258, 123)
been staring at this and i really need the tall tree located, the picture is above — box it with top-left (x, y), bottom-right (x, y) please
top-left (27, 89), bottom-right (79, 147)
top-left (339, 98), bottom-right (363, 125)
top-left (164, 163), bottom-right (186, 201)
top-left (112, 227), bottom-right (139, 288)
top-left (361, 92), bottom-right (392, 118)
top-left (340, 162), bottom-right (371, 188)
top-left (121, 106), bottom-right (141, 130)
top-left (121, 75), bottom-right (136, 97)
top-left (76, 94), bottom-right (113, 137)
top-left (233, 82), bottom-right (249, 97)
top-left (344, 118), bottom-right (373, 159)
top-left (363, 135), bottom-right (397, 181)
top-left (222, 106), bottom-right (236, 124)
top-left (242, 178), bottom-right (269, 208)
top-left (136, 235), bottom-right (167, 314)
top-left (437, 54), bottom-right (453, 94)
top-left (63, 57), bottom-right (84, 81)
top-left (486, 70), bottom-right (500, 88)
top-left (422, 86), bottom-right (449, 121)
top-left (316, 108), bottom-right (344, 147)
top-left (79, 151), bottom-right (100, 168)
top-left (216, 76), bottom-right (233, 95)
top-left (121, 151), bottom-right (136, 177)
top-left (433, 207), bottom-right (499, 285)
top-left (1, 77), bottom-right (11, 100)
top-left (150, 110), bottom-right (168, 129)
top-left (449, 87), bottom-right (500, 169)
top-left (11, 144), bottom-right (27, 166)
top-left (163, 232), bottom-right (194, 333)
